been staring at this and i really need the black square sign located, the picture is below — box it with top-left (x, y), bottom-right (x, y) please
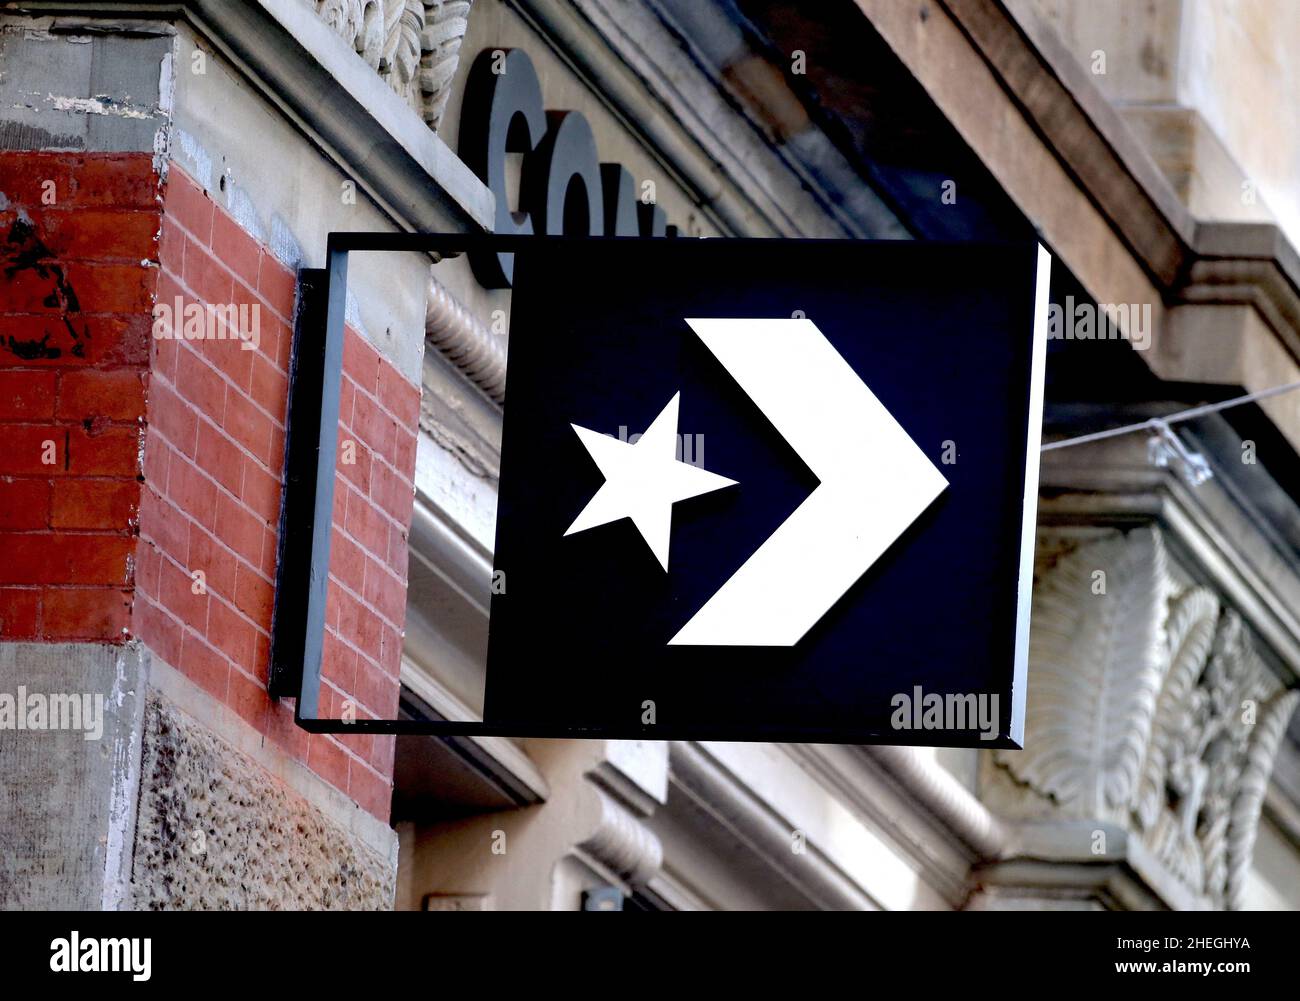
top-left (485, 238), bottom-right (1048, 747)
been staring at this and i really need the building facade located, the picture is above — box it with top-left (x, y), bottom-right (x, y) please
top-left (1, 0), bottom-right (1297, 910)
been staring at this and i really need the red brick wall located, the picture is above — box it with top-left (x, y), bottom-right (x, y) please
top-left (0, 152), bottom-right (155, 642)
top-left (0, 155), bottom-right (418, 822)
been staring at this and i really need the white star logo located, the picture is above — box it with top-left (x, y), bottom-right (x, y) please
top-left (564, 392), bottom-right (738, 571)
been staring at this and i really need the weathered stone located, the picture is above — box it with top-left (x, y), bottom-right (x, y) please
top-left (129, 693), bottom-right (394, 910)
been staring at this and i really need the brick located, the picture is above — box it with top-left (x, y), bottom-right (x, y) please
top-left (370, 459), bottom-right (414, 525)
top-left (149, 317), bottom-right (183, 383)
top-left (343, 333), bottom-right (381, 396)
top-left (164, 168), bottom-right (213, 243)
top-left (75, 154), bottom-right (159, 210)
top-left (187, 522), bottom-right (237, 598)
top-left (0, 427), bottom-right (67, 476)
top-left (256, 255), bottom-right (297, 320)
top-left (387, 522), bottom-right (410, 582)
top-left (0, 587), bottom-right (40, 639)
top-left (158, 556), bottom-right (209, 633)
top-left (352, 660), bottom-right (400, 718)
top-left (173, 342), bottom-right (227, 423)
top-left (195, 320), bottom-right (254, 394)
top-left (0, 479), bottom-right (50, 529)
top-left (337, 430), bottom-right (372, 494)
top-left (106, 314), bottom-right (153, 368)
top-left (325, 584), bottom-right (342, 630)
top-left (251, 628), bottom-right (270, 685)
top-left (0, 154), bottom-right (76, 209)
top-left (334, 725), bottom-right (373, 766)
top-left (362, 558), bottom-right (407, 628)
top-left (210, 212), bottom-right (261, 290)
top-left (224, 391), bottom-right (274, 467)
top-left (392, 428), bottom-right (417, 479)
top-left (260, 524), bottom-right (280, 580)
top-left (264, 698), bottom-right (308, 761)
top-left (133, 594), bottom-right (182, 665)
top-left (368, 733), bottom-right (395, 777)
top-left (336, 587), bottom-right (383, 656)
top-left (62, 262), bottom-right (156, 314)
top-left (148, 377), bottom-right (199, 456)
top-left (165, 454), bottom-right (218, 531)
top-left (0, 315), bottom-right (139, 368)
top-left (57, 368), bottom-right (146, 421)
top-left (233, 560), bottom-right (273, 630)
top-left (322, 628), bottom-right (358, 692)
top-left (134, 537), bottom-right (161, 600)
top-left (344, 489), bottom-right (390, 559)
top-left (228, 667), bottom-right (269, 732)
top-left (180, 631), bottom-right (230, 702)
top-left (378, 622), bottom-right (404, 678)
top-left (42, 587), bottom-right (130, 641)
top-left (66, 426), bottom-right (139, 477)
top-left (338, 377), bottom-right (355, 427)
top-left (250, 313), bottom-right (282, 370)
top-left (141, 427), bottom-right (169, 487)
top-left (250, 353), bottom-right (289, 424)
top-left (240, 456), bottom-right (280, 526)
top-left (348, 763), bottom-right (392, 821)
top-left (137, 486), bottom-right (189, 562)
top-left (196, 421), bottom-right (244, 496)
top-left (352, 392), bottom-right (396, 459)
top-left (329, 529), bottom-right (366, 594)
top-left (306, 732), bottom-right (351, 794)
top-left (377, 364), bottom-right (421, 426)
top-left (267, 425), bottom-right (286, 478)
top-left (0, 370), bottom-right (57, 418)
top-left (182, 237), bottom-right (234, 312)
top-left (0, 533), bottom-right (133, 585)
top-left (158, 217), bottom-right (185, 273)
top-left (39, 209), bottom-right (159, 262)
top-left (2, 265), bottom-right (79, 313)
top-left (331, 478), bottom-right (347, 528)
top-left (50, 478), bottom-right (138, 530)
top-left (207, 596), bottom-right (257, 670)
top-left (215, 491), bottom-right (265, 565)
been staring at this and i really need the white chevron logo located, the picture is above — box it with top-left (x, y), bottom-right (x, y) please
top-left (668, 317), bottom-right (948, 647)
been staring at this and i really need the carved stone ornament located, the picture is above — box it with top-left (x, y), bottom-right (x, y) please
top-left (995, 526), bottom-right (1298, 908)
top-left (311, 0), bottom-right (472, 132)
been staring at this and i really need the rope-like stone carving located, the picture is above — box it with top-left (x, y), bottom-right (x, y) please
top-left (425, 272), bottom-right (507, 402)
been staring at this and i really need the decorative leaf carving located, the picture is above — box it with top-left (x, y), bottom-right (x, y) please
top-left (997, 527), bottom-right (1171, 819)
